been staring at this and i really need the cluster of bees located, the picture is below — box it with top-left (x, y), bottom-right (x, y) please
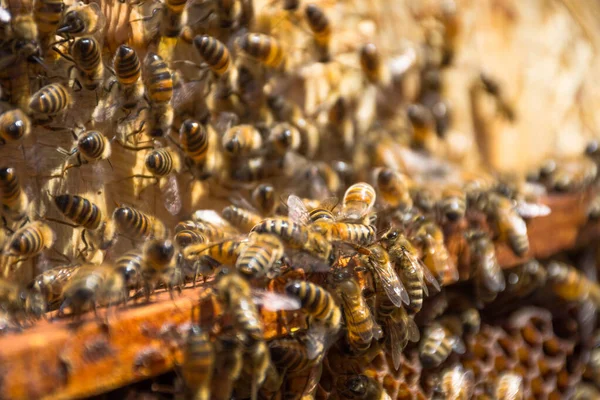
top-left (1, 0), bottom-right (600, 398)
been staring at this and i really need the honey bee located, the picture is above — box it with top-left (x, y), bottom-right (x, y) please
top-left (143, 147), bottom-right (182, 179)
top-left (341, 182), bottom-right (376, 222)
top-left (114, 250), bottom-right (143, 292)
top-left (438, 185), bottom-right (466, 222)
top-left (236, 233), bottom-right (284, 279)
top-left (142, 52), bottom-right (174, 137)
top-left (266, 94), bottom-right (319, 158)
top-left (412, 217), bottom-right (458, 285)
top-left (332, 269), bottom-right (381, 354)
top-left (6, 221), bottom-right (55, 262)
top-left (419, 315), bottom-right (467, 368)
top-left (57, 2), bottom-right (105, 37)
top-left (0, 166), bottom-right (29, 222)
top-left (486, 194), bottom-right (529, 257)
top-left (439, 364), bottom-right (474, 400)
top-left (373, 167), bottom-right (413, 211)
top-left (29, 265), bottom-right (78, 311)
top-left (215, 268), bottom-right (270, 400)
top-left (177, 220), bottom-right (235, 242)
top-left (467, 230), bottom-right (506, 304)
top-left (33, 0), bottom-right (64, 53)
top-left (28, 83), bottom-right (72, 119)
top-left (337, 374), bottom-right (391, 400)
top-left (547, 261), bottom-right (600, 306)
top-left (222, 204), bottom-right (263, 232)
top-left (0, 278), bottom-right (46, 323)
top-left (51, 194), bottom-right (117, 253)
top-left (0, 109), bottom-right (31, 143)
top-left (381, 229), bottom-right (440, 314)
top-left (252, 217), bottom-right (333, 263)
top-left (58, 264), bottom-right (125, 317)
top-left (67, 36), bottom-right (104, 90)
top-left (100, 45), bottom-right (144, 117)
top-left (174, 229), bottom-right (207, 248)
top-left (359, 43), bottom-right (384, 84)
top-left (222, 124), bottom-right (263, 156)
top-left (504, 260), bottom-right (547, 298)
top-left (268, 336), bottom-right (318, 374)
top-left (210, 333), bottom-right (243, 400)
top-left (180, 119), bottom-right (210, 165)
top-left (193, 34), bottom-right (231, 77)
top-left (407, 104), bottom-right (435, 149)
top-left (237, 33), bottom-right (286, 69)
top-left (495, 372), bottom-right (524, 400)
top-left (140, 239), bottom-right (178, 300)
top-left (181, 325), bottom-right (214, 400)
top-left (192, 209), bottom-right (241, 235)
top-left (183, 238), bottom-right (246, 266)
top-left (112, 206), bottom-right (166, 241)
top-left (360, 244), bottom-right (410, 308)
top-left (251, 184), bottom-right (276, 216)
top-left (58, 130), bottom-right (112, 173)
top-left (304, 3), bottom-right (330, 62)
top-left (268, 122), bottom-right (300, 156)
top-left (284, 280), bottom-right (341, 358)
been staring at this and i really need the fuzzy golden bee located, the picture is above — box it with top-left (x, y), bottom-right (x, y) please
top-left (0, 109), bottom-right (31, 144)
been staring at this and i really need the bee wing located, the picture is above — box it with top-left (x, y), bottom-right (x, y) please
top-left (385, 319), bottom-right (405, 371)
top-left (287, 194), bottom-right (311, 226)
top-left (0, 8), bottom-right (10, 24)
top-left (479, 247), bottom-right (506, 292)
top-left (161, 175), bottom-right (182, 216)
top-left (516, 200), bottom-right (551, 219)
top-left (406, 315), bottom-right (420, 342)
top-left (253, 290), bottom-right (301, 311)
top-left (319, 196), bottom-right (339, 212)
top-left (305, 323), bottom-right (337, 361)
top-left (373, 261), bottom-right (410, 306)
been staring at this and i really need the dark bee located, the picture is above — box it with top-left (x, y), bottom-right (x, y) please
top-left (58, 265), bottom-right (125, 317)
top-left (182, 325), bottom-right (214, 400)
top-left (7, 221), bottom-right (55, 260)
top-left (359, 43), bottom-right (382, 84)
top-left (193, 35), bottom-right (231, 76)
top-left (0, 166), bottom-right (29, 221)
top-left (438, 185), bottom-right (466, 222)
top-left (70, 36), bottom-right (104, 90)
top-left (251, 184), bottom-right (276, 216)
top-left (112, 206), bottom-right (166, 241)
top-left (0, 109), bottom-right (31, 143)
top-left (237, 33), bottom-right (285, 69)
top-left (57, 3), bottom-right (105, 37)
top-left (304, 3), bottom-right (330, 61)
top-left (144, 148), bottom-right (181, 178)
top-left (143, 52), bottom-right (173, 105)
top-left (61, 130), bottom-right (112, 171)
top-left (107, 45), bottom-right (144, 112)
top-left (28, 83), bottom-right (71, 118)
top-left (210, 333), bottom-right (243, 400)
top-left (337, 374), bottom-right (388, 400)
top-left (180, 119), bottom-right (210, 165)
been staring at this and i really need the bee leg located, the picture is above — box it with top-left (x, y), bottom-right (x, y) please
top-left (72, 78), bottom-right (83, 92)
top-left (51, 45), bottom-right (75, 63)
top-left (104, 79), bottom-right (118, 94)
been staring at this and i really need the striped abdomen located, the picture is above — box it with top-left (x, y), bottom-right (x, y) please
top-left (72, 37), bottom-right (101, 74)
top-left (285, 281), bottom-right (341, 328)
top-left (0, 167), bottom-right (24, 209)
top-left (54, 194), bottom-right (102, 230)
top-left (182, 325), bottom-right (214, 399)
top-left (143, 52), bottom-right (173, 105)
top-left (180, 120), bottom-right (209, 164)
top-left (269, 338), bottom-right (312, 373)
top-left (77, 131), bottom-right (110, 161)
top-left (222, 205), bottom-right (262, 232)
top-left (251, 218), bottom-right (308, 248)
top-left (194, 35), bottom-right (231, 76)
top-left (238, 33), bottom-right (285, 68)
top-left (342, 182), bottom-right (376, 221)
top-left (28, 83), bottom-right (71, 116)
top-left (34, 0), bottom-right (64, 33)
top-left (145, 148), bottom-right (175, 177)
top-left (114, 45), bottom-right (141, 86)
top-left (419, 324), bottom-right (453, 368)
top-left (115, 250), bottom-right (143, 288)
top-left (236, 234), bottom-right (283, 279)
top-left (113, 207), bottom-right (160, 240)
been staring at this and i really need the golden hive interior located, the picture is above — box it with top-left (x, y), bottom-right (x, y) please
top-left (1, 0), bottom-right (600, 399)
